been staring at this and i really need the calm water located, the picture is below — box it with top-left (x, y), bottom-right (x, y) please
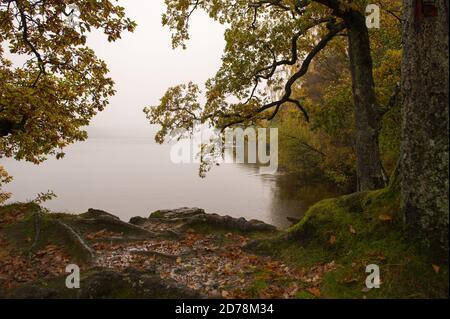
top-left (1, 137), bottom-right (336, 228)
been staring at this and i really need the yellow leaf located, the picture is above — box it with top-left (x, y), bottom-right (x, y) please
top-left (432, 264), bottom-right (440, 274)
top-left (349, 225), bottom-right (357, 234)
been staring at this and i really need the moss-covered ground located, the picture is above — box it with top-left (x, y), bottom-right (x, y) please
top-left (251, 173), bottom-right (449, 298)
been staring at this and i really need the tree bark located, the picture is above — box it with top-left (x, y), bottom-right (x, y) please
top-left (401, 0), bottom-right (449, 250)
top-left (0, 118), bottom-right (15, 137)
top-left (346, 11), bottom-right (386, 191)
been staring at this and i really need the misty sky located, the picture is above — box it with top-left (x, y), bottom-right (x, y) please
top-left (86, 0), bottom-right (225, 138)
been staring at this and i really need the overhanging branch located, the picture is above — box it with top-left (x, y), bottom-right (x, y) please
top-left (219, 22), bottom-right (346, 131)
top-left (255, 22), bottom-right (346, 118)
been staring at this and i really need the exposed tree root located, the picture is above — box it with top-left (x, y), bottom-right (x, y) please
top-left (53, 220), bottom-right (96, 261)
top-left (28, 210), bottom-right (42, 258)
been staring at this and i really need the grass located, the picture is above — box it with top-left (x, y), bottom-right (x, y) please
top-left (244, 270), bottom-right (270, 298)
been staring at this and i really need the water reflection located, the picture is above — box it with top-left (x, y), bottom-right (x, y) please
top-left (2, 137), bottom-right (339, 229)
top-left (233, 161), bottom-right (340, 228)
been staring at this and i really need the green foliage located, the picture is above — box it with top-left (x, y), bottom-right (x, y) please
top-left (0, 0), bottom-right (136, 164)
top-left (246, 270), bottom-right (270, 298)
top-left (0, 165), bottom-right (12, 204)
top-left (148, 1), bottom-right (403, 182)
top-left (150, 210), bottom-right (166, 219)
top-left (147, 1), bottom-right (365, 162)
top-left (33, 190), bottom-right (57, 205)
top-left (270, 0), bottom-right (402, 189)
top-left (144, 82), bottom-right (201, 144)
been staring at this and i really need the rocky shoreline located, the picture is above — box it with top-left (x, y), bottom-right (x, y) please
top-left (2, 188), bottom-right (447, 299)
top-left (0, 204), bottom-right (293, 299)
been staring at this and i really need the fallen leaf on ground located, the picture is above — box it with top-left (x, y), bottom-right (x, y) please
top-left (432, 264), bottom-right (440, 274)
top-left (306, 287), bottom-right (321, 297)
top-left (349, 225), bottom-right (357, 234)
top-left (329, 235), bottom-right (336, 245)
top-left (378, 214), bottom-right (393, 221)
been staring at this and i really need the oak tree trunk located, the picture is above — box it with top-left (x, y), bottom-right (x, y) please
top-left (401, 0), bottom-right (449, 250)
top-left (346, 11), bottom-right (386, 191)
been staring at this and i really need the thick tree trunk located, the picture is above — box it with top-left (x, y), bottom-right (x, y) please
top-left (401, 0), bottom-right (449, 250)
top-left (346, 11), bottom-right (386, 191)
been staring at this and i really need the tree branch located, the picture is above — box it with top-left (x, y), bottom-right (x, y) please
top-left (219, 22), bottom-right (346, 130)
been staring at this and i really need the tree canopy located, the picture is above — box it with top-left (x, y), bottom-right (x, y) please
top-left (145, 0), bottom-right (401, 185)
top-left (147, 0), bottom-right (345, 133)
top-left (0, 0), bottom-right (136, 164)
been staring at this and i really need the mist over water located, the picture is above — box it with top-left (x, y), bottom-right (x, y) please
top-left (1, 132), bottom-right (336, 228)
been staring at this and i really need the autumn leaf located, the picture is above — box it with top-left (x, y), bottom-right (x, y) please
top-left (329, 235), bottom-right (337, 245)
top-left (432, 264), bottom-right (440, 274)
top-left (0, 1), bottom-right (135, 165)
top-left (306, 287), bottom-right (321, 297)
top-left (378, 214), bottom-right (393, 221)
top-left (349, 225), bottom-right (357, 234)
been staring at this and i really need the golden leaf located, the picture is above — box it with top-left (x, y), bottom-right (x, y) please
top-left (378, 214), bottom-right (393, 221)
top-left (432, 264), bottom-right (440, 274)
top-left (306, 287), bottom-right (321, 297)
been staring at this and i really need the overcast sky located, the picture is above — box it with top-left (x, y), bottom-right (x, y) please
top-left (86, 0), bottom-right (225, 138)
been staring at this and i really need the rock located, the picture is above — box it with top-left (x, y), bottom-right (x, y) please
top-left (145, 207), bottom-right (277, 233)
top-left (2, 204), bottom-right (277, 299)
top-left (71, 214), bottom-right (157, 239)
top-left (79, 268), bottom-right (202, 299)
top-left (5, 268), bottom-right (204, 299)
top-left (79, 269), bottom-right (125, 298)
top-left (150, 207), bottom-right (205, 219)
top-left (82, 208), bottom-right (121, 220)
top-left (197, 213), bottom-right (277, 232)
top-left (8, 285), bottom-right (59, 299)
top-left (131, 272), bottom-right (202, 299)
top-left (129, 216), bottom-right (147, 225)
top-left (286, 216), bottom-right (301, 225)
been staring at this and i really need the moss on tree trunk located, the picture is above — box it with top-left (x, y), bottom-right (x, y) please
top-left (401, 0), bottom-right (449, 251)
